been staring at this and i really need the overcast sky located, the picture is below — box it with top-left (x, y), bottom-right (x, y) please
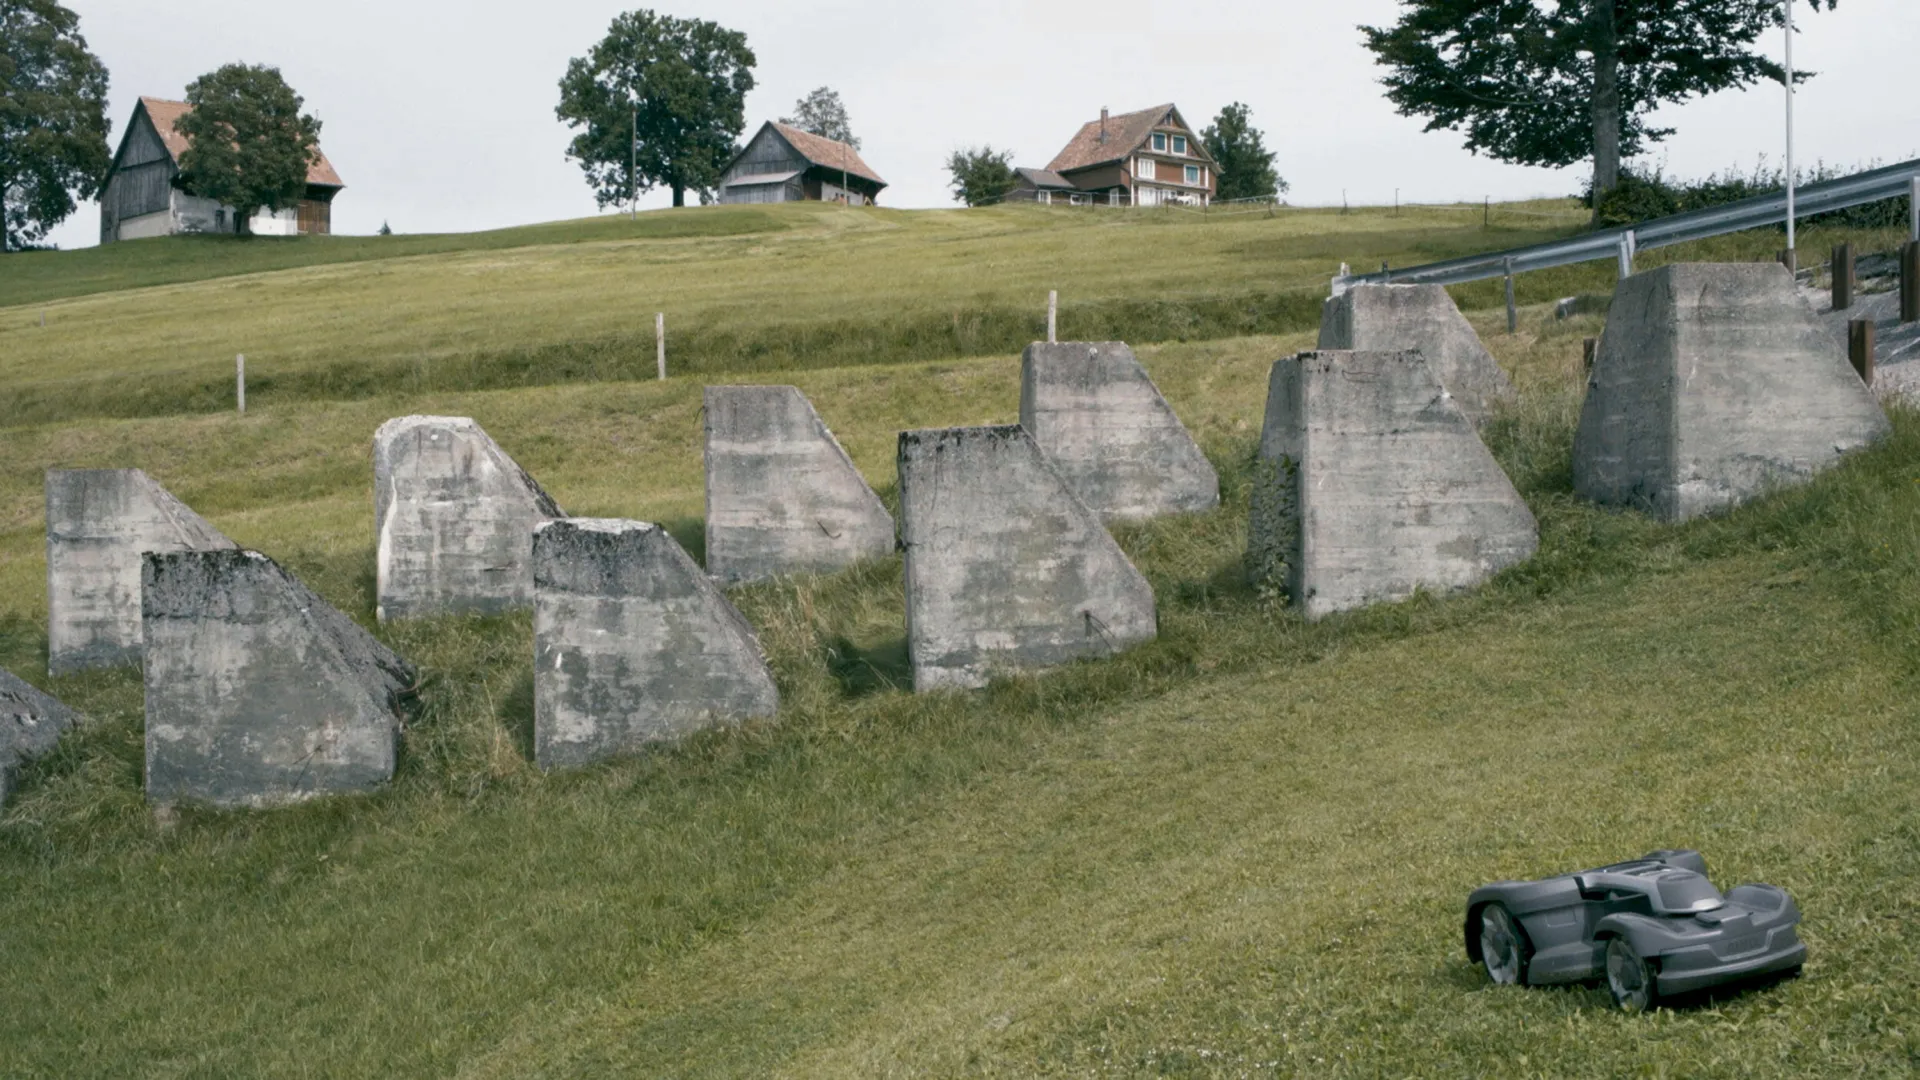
top-left (43, 0), bottom-right (1920, 248)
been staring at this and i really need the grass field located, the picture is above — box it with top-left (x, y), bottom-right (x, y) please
top-left (1, 204), bottom-right (1917, 1076)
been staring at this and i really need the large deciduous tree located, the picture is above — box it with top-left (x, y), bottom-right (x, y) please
top-left (1201, 102), bottom-right (1286, 202)
top-left (0, 0), bottom-right (109, 252)
top-left (556, 9), bottom-right (755, 209)
top-left (1361, 0), bottom-right (1838, 215)
top-left (781, 86), bottom-right (858, 148)
top-left (945, 146), bottom-right (1017, 208)
top-left (174, 63), bottom-right (322, 236)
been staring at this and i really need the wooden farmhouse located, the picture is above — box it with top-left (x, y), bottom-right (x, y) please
top-left (99, 97), bottom-right (344, 243)
top-left (717, 122), bottom-right (886, 206)
top-left (1010, 104), bottom-right (1219, 208)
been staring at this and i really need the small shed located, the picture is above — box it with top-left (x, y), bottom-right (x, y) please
top-left (718, 122), bottom-right (885, 206)
top-left (1007, 167), bottom-right (1079, 205)
top-left (99, 97), bottom-right (344, 243)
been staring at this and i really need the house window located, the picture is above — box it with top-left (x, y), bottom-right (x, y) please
top-left (1151, 132), bottom-right (1166, 152)
top-left (1172, 134), bottom-right (1188, 155)
top-left (1137, 158), bottom-right (1156, 181)
top-left (1184, 164), bottom-right (1201, 185)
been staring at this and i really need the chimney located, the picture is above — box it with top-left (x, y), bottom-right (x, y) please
top-left (1099, 106), bottom-right (1109, 144)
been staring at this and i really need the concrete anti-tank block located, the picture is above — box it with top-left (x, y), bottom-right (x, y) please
top-left (45, 469), bottom-right (236, 675)
top-left (1318, 284), bottom-right (1515, 423)
top-left (1574, 263), bottom-right (1890, 522)
top-left (704, 385), bottom-right (895, 584)
top-left (898, 425), bottom-right (1157, 691)
top-left (1249, 351), bottom-right (1538, 619)
top-left (374, 416), bottom-right (564, 621)
top-left (1, 668), bottom-right (80, 806)
top-left (1019, 342), bottom-right (1220, 520)
top-left (143, 549), bottom-right (416, 808)
top-left (533, 519), bottom-right (778, 768)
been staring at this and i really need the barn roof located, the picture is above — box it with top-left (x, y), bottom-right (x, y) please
top-left (1043, 104), bottom-right (1213, 175)
top-left (1015, 167), bottom-right (1074, 190)
top-left (138, 96), bottom-right (344, 188)
top-left (766, 122), bottom-right (885, 188)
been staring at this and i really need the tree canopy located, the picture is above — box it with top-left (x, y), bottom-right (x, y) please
top-left (556, 9), bottom-right (755, 209)
top-left (1201, 103), bottom-right (1286, 202)
top-left (780, 86), bottom-right (858, 148)
top-left (0, 0), bottom-right (109, 251)
top-left (1361, 0), bottom-right (1837, 207)
top-left (946, 146), bottom-right (1017, 207)
top-left (174, 63), bottom-right (322, 235)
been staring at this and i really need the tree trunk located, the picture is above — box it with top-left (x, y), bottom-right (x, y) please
top-left (1590, 0), bottom-right (1622, 225)
top-left (671, 184), bottom-right (685, 208)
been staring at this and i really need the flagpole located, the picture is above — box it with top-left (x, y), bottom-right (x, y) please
top-left (1784, 0), bottom-right (1796, 268)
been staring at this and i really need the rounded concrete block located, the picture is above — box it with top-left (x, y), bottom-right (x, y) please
top-left (373, 416), bottom-right (564, 622)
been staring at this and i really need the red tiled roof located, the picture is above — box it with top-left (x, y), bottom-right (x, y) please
top-left (1043, 104), bottom-right (1213, 175)
top-left (139, 96), bottom-right (344, 188)
top-left (769, 122), bottom-right (885, 188)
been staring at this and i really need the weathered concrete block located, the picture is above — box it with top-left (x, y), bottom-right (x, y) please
top-left (1574, 263), bottom-right (1890, 522)
top-left (1, 668), bottom-right (80, 806)
top-left (898, 425), bottom-right (1157, 691)
top-left (374, 416), bottom-right (563, 621)
top-left (1249, 351), bottom-right (1538, 619)
top-left (1019, 341), bottom-right (1220, 520)
top-left (44, 469), bottom-right (236, 675)
top-left (703, 385), bottom-right (895, 584)
top-left (1318, 284), bottom-right (1515, 423)
top-left (533, 519), bottom-right (778, 768)
top-left (143, 549), bottom-right (415, 808)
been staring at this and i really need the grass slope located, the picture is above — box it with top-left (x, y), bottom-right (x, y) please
top-left (2, 302), bottom-right (1917, 1076)
top-left (5, 198), bottom-right (1898, 429)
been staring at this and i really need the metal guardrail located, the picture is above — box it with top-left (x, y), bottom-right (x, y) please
top-left (1339, 158), bottom-right (1920, 291)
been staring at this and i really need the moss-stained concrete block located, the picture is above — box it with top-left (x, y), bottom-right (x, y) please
top-left (703, 385), bottom-right (895, 584)
top-left (533, 519), bottom-right (778, 769)
top-left (374, 416), bottom-right (564, 622)
top-left (898, 425), bottom-right (1156, 691)
top-left (1318, 284), bottom-right (1515, 424)
top-left (1019, 341), bottom-right (1219, 521)
top-left (44, 468), bottom-right (235, 675)
top-left (1250, 351), bottom-right (1537, 619)
top-left (1, 668), bottom-right (80, 806)
top-left (1575, 263), bottom-right (1890, 522)
top-left (143, 550), bottom-right (416, 809)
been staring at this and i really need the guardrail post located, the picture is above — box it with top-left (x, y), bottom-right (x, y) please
top-left (1848, 319), bottom-right (1875, 385)
top-left (1910, 176), bottom-right (1919, 242)
top-left (1832, 242), bottom-right (1854, 311)
top-left (1504, 258), bottom-right (1517, 334)
top-left (1902, 241), bottom-right (1920, 324)
top-left (1616, 231), bottom-right (1635, 279)
top-left (1778, 249), bottom-right (1797, 274)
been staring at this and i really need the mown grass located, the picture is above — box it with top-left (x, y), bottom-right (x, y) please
top-left (2, 306), bottom-right (1917, 1076)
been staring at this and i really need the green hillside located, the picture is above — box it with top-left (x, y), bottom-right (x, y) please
top-left (1, 205), bottom-right (1916, 1077)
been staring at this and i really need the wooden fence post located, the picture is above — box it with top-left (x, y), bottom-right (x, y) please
top-left (1047, 290), bottom-right (1057, 344)
top-left (1831, 242), bottom-right (1854, 311)
top-left (1848, 319), bottom-right (1875, 385)
top-left (1583, 338), bottom-right (1598, 372)
top-left (236, 354), bottom-right (246, 414)
top-left (655, 313), bottom-right (665, 381)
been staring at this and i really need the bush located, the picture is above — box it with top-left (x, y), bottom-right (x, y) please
top-left (1583, 160), bottom-right (1914, 231)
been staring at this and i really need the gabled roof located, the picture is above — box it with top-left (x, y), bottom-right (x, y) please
top-left (1015, 167), bottom-right (1073, 190)
top-left (764, 122), bottom-right (886, 188)
top-left (1043, 104), bottom-right (1214, 175)
top-left (131, 96), bottom-right (344, 188)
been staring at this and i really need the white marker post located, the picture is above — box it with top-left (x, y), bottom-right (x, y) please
top-left (1047, 290), bottom-right (1057, 344)
top-left (1783, 0), bottom-right (1797, 270)
top-left (655, 313), bottom-right (666, 381)
top-left (236, 354), bottom-right (246, 414)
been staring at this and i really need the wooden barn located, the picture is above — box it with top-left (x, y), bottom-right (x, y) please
top-left (99, 97), bottom-right (345, 243)
top-left (717, 122), bottom-right (885, 206)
